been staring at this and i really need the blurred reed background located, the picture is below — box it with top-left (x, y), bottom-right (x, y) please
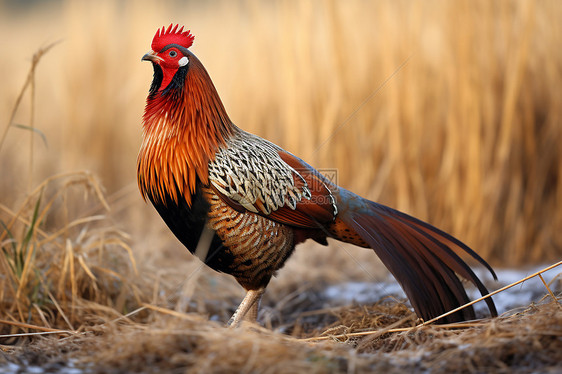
top-left (1, 0), bottom-right (561, 270)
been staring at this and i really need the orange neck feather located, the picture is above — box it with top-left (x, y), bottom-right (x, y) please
top-left (137, 57), bottom-right (235, 207)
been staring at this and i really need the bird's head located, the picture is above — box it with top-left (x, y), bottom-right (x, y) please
top-left (142, 24), bottom-right (195, 94)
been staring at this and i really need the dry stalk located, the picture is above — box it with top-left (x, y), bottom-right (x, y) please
top-left (0, 318), bottom-right (72, 336)
top-left (422, 261), bottom-right (562, 325)
top-left (141, 303), bottom-right (201, 321)
top-left (0, 41), bottom-right (61, 152)
top-left (538, 273), bottom-right (561, 307)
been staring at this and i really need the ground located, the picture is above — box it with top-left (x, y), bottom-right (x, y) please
top-left (1, 265), bottom-right (560, 374)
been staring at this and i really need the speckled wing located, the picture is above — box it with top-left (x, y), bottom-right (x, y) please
top-left (208, 131), bottom-right (337, 228)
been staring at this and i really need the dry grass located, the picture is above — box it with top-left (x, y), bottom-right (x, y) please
top-left (1, 0), bottom-right (562, 372)
top-left (1, 0), bottom-right (561, 265)
top-left (2, 298), bottom-right (560, 373)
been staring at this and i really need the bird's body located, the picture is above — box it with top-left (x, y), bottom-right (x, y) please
top-left (138, 25), bottom-right (497, 326)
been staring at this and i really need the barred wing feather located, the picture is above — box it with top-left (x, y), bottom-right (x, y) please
top-left (208, 131), bottom-right (336, 228)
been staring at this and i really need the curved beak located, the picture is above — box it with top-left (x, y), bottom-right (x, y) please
top-left (141, 50), bottom-right (163, 63)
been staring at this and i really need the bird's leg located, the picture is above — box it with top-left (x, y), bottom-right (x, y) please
top-left (227, 288), bottom-right (265, 327)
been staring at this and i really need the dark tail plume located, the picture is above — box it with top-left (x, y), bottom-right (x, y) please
top-left (332, 190), bottom-right (497, 323)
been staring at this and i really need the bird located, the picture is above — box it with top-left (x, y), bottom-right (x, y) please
top-left (138, 24), bottom-right (497, 327)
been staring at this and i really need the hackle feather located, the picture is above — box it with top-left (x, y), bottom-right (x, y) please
top-left (137, 53), bottom-right (234, 207)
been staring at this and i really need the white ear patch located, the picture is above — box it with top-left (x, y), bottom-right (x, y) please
top-left (178, 56), bottom-right (189, 67)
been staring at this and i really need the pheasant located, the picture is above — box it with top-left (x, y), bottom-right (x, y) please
top-left (138, 24), bottom-right (497, 327)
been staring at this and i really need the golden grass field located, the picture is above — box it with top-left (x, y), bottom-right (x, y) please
top-left (0, 0), bottom-right (561, 372)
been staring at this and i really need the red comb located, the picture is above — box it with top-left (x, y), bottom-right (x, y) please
top-left (151, 24), bottom-right (194, 52)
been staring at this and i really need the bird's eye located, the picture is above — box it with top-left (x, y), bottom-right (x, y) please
top-left (169, 50), bottom-right (177, 58)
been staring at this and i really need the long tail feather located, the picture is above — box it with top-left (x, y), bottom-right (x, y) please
top-left (334, 191), bottom-right (497, 323)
